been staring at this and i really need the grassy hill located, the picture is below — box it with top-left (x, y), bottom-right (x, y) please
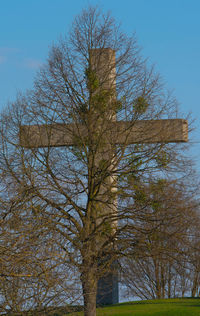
top-left (6, 298), bottom-right (200, 315)
top-left (67, 298), bottom-right (200, 316)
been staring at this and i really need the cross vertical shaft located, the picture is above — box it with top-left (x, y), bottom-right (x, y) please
top-left (89, 48), bottom-right (119, 305)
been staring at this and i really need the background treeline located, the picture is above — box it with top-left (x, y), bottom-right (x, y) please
top-left (120, 178), bottom-right (200, 300)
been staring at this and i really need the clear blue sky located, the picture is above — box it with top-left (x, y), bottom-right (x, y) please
top-left (0, 0), bottom-right (200, 169)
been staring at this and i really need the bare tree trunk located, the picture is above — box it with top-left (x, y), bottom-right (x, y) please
top-left (81, 269), bottom-right (97, 316)
top-left (154, 260), bottom-right (161, 299)
top-left (191, 273), bottom-right (198, 297)
top-left (167, 265), bottom-right (171, 298)
top-left (161, 263), bottom-right (165, 299)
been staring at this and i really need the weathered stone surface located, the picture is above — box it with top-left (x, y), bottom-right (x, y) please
top-left (20, 119), bottom-right (188, 148)
top-left (96, 261), bottom-right (118, 306)
top-left (89, 48), bottom-right (116, 91)
top-left (20, 123), bottom-right (85, 148)
top-left (114, 119), bottom-right (188, 144)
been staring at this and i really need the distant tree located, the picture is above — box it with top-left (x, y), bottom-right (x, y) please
top-left (187, 216), bottom-right (200, 297)
top-left (120, 179), bottom-right (199, 300)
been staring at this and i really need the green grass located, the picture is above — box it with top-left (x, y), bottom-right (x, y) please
top-left (67, 298), bottom-right (200, 316)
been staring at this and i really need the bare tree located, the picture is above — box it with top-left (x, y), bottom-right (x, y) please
top-left (0, 185), bottom-right (80, 314)
top-left (187, 214), bottom-right (200, 298)
top-left (0, 6), bottom-right (190, 316)
top-left (120, 178), bottom-right (199, 300)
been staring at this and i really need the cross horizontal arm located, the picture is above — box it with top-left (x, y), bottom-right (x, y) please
top-left (20, 119), bottom-right (188, 149)
top-left (115, 119), bottom-right (188, 144)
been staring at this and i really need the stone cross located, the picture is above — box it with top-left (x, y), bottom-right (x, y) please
top-left (20, 48), bottom-right (188, 305)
